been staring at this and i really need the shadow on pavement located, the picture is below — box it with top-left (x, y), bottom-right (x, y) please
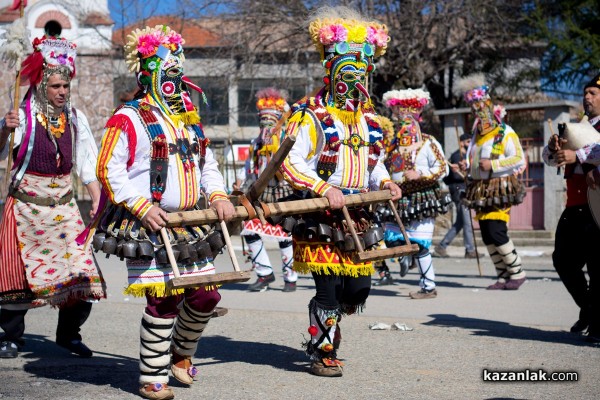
top-left (20, 334), bottom-right (138, 394)
top-left (424, 314), bottom-right (591, 347)
top-left (196, 335), bottom-right (308, 373)
top-left (369, 275), bottom-right (486, 291)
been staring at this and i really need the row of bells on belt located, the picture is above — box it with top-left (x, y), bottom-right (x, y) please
top-left (91, 230), bottom-right (226, 263)
top-left (273, 215), bottom-right (384, 251)
top-left (376, 192), bottom-right (452, 222)
top-left (462, 176), bottom-right (527, 212)
top-left (462, 191), bottom-right (526, 212)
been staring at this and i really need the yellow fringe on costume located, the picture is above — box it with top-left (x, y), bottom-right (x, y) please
top-left (169, 111), bottom-right (201, 126)
top-left (476, 207), bottom-right (511, 223)
top-left (327, 106), bottom-right (363, 126)
top-left (293, 240), bottom-right (374, 277)
top-left (123, 283), bottom-right (218, 298)
top-left (124, 284), bottom-right (185, 298)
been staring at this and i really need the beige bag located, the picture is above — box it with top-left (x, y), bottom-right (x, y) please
top-left (561, 116), bottom-right (600, 150)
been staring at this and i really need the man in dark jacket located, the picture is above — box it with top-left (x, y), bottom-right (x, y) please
top-left (543, 72), bottom-right (600, 343)
top-left (433, 133), bottom-right (476, 258)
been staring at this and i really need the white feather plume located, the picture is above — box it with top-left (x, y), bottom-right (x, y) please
top-left (0, 17), bottom-right (31, 68)
top-left (454, 73), bottom-right (486, 96)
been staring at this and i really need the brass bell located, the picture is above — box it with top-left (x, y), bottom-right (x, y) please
top-left (116, 239), bottom-right (126, 260)
top-left (206, 231), bottom-right (225, 258)
top-left (362, 229), bottom-right (379, 248)
top-left (122, 241), bottom-right (139, 259)
top-left (343, 235), bottom-right (355, 252)
top-left (304, 220), bottom-right (318, 240)
top-left (137, 241), bottom-right (155, 261)
top-left (171, 246), bottom-right (181, 262)
top-left (155, 248), bottom-right (168, 264)
top-left (293, 218), bottom-right (306, 237)
top-left (268, 215), bottom-right (283, 226)
top-left (187, 244), bottom-right (199, 263)
top-left (101, 236), bottom-right (118, 255)
top-left (194, 240), bottom-right (212, 260)
top-left (333, 228), bottom-right (345, 247)
top-left (281, 216), bottom-right (296, 233)
top-left (317, 224), bottom-right (332, 242)
top-left (92, 232), bottom-right (106, 252)
top-left (176, 243), bottom-right (191, 262)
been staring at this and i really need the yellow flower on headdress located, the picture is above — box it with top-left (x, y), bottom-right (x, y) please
top-left (308, 6), bottom-right (389, 61)
top-left (346, 24), bottom-right (367, 43)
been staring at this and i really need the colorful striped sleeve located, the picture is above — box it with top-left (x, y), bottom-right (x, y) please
top-left (491, 131), bottom-right (525, 174)
top-left (96, 125), bottom-right (152, 219)
top-left (280, 112), bottom-right (330, 195)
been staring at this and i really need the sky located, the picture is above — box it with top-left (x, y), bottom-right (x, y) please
top-left (108, 0), bottom-right (229, 29)
top-left (109, 0), bottom-right (175, 29)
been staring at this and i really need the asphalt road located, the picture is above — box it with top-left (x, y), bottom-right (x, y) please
top-left (0, 239), bottom-right (598, 400)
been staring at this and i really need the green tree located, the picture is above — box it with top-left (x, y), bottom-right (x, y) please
top-left (526, 0), bottom-right (600, 95)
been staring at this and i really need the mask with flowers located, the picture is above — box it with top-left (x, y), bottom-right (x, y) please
top-left (125, 25), bottom-right (206, 121)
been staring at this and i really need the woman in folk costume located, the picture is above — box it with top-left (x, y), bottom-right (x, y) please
top-left (241, 88), bottom-right (298, 292)
top-left (376, 88), bottom-right (449, 299)
top-left (95, 26), bottom-right (234, 399)
top-left (0, 35), bottom-right (105, 358)
top-left (280, 6), bottom-right (401, 377)
top-left (457, 74), bottom-right (527, 290)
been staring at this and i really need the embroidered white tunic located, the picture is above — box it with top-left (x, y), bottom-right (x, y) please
top-left (96, 96), bottom-right (228, 296)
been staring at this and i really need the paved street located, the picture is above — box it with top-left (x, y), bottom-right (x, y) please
top-left (0, 238), bottom-right (598, 400)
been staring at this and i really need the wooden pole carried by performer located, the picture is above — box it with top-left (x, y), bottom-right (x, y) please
top-left (454, 118), bottom-right (483, 276)
top-left (168, 189), bottom-right (419, 265)
top-left (1, 1), bottom-right (27, 191)
top-left (166, 132), bottom-right (298, 289)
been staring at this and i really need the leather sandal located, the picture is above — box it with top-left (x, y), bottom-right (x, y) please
top-left (310, 357), bottom-right (344, 377)
top-left (171, 352), bottom-right (198, 385)
top-left (138, 383), bottom-right (174, 400)
top-left (486, 280), bottom-right (506, 290)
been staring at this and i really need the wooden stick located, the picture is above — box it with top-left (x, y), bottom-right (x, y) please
top-left (3, 2), bottom-right (26, 191)
top-left (167, 190), bottom-right (393, 227)
top-left (245, 133), bottom-right (296, 204)
top-left (454, 118), bottom-right (482, 276)
top-left (160, 227), bottom-right (180, 278)
top-left (387, 199), bottom-right (412, 245)
top-left (341, 206), bottom-right (364, 252)
top-left (3, 65), bottom-right (22, 191)
top-left (220, 220), bottom-right (241, 272)
top-left (255, 205), bottom-right (269, 226)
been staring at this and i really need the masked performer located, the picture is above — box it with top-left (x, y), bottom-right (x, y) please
top-left (0, 35), bottom-right (105, 359)
top-left (95, 26), bottom-right (234, 399)
top-left (457, 74), bottom-right (526, 290)
top-left (280, 6), bottom-right (401, 377)
top-left (241, 88), bottom-right (298, 292)
top-left (373, 89), bottom-right (449, 299)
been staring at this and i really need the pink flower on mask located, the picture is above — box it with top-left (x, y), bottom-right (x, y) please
top-left (320, 24), bottom-right (348, 45)
top-left (367, 27), bottom-right (389, 47)
top-left (319, 26), bottom-right (336, 45)
top-left (166, 31), bottom-right (183, 45)
top-left (138, 33), bottom-right (162, 56)
top-left (331, 24), bottom-right (348, 42)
